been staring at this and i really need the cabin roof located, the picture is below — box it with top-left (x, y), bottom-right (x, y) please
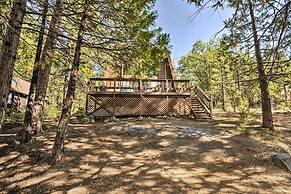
top-left (103, 56), bottom-right (176, 80)
top-left (11, 77), bottom-right (30, 96)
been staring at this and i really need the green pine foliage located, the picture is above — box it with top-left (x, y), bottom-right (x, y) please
top-left (2, 0), bottom-right (289, 123)
top-left (2, 0), bottom-right (171, 120)
top-left (180, 0), bottom-right (290, 114)
top-left (178, 38), bottom-right (290, 112)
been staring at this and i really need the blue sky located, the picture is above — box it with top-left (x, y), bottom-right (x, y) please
top-left (154, 0), bottom-right (233, 61)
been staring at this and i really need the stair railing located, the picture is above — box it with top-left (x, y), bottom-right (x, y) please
top-left (193, 86), bottom-right (212, 117)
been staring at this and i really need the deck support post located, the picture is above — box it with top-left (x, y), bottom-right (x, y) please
top-left (113, 94), bottom-right (115, 117)
top-left (114, 79), bottom-right (116, 93)
top-left (94, 95), bottom-right (96, 113)
top-left (85, 94), bottom-right (88, 115)
top-left (166, 95), bottom-right (169, 115)
top-left (140, 94), bottom-right (144, 116)
top-left (139, 80), bottom-right (142, 92)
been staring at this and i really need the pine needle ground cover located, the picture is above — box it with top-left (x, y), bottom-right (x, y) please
top-left (0, 111), bottom-right (290, 193)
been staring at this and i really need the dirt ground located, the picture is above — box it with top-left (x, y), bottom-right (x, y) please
top-left (0, 111), bottom-right (290, 194)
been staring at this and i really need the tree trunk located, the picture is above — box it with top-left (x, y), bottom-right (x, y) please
top-left (283, 84), bottom-right (288, 108)
top-left (220, 65), bottom-right (226, 111)
top-left (247, 89), bottom-right (255, 108)
top-left (20, 0), bottom-right (48, 143)
top-left (0, 0), bottom-right (27, 130)
top-left (247, 0), bottom-right (274, 130)
top-left (31, 0), bottom-right (64, 134)
top-left (63, 72), bottom-right (70, 102)
top-left (51, 2), bottom-right (87, 164)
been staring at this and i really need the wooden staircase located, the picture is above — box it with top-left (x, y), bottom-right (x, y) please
top-left (157, 57), bottom-right (212, 119)
top-left (190, 86), bottom-right (212, 119)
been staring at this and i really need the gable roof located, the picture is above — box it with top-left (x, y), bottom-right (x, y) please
top-left (11, 77), bottom-right (30, 96)
top-left (103, 56), bottom-right (176, 79)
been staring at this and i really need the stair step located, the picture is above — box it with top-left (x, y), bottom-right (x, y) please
top-left (192, 106), bottom-right (206, 109)
top-left (190, 97), bottom-right (211, 119)
top-left (192, 107), bottom-right (205, 110)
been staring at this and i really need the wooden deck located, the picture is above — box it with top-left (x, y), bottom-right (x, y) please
top-left (86, 78), bottom-right (212, 119)
top-left (88, 91), bottom-right (191, 96)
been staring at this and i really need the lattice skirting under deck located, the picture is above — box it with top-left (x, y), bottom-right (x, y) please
top-left (86, 94), bottom-right (192, 118)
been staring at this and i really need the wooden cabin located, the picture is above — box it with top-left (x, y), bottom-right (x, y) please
top-left (8, 77), bottom-right (30, 109)
top-left (86, 57), bottom-right (212, 119)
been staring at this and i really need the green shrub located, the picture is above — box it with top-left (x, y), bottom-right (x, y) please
top-left (73, 107), bottom-right (91, 123)
top-left (261, 127), bottom-right (274, 135)
top-left (236, 108), bottom-right (255, 133)
top-left (4, 108), bottom-right (24, 124)
top-left (44, 105), bottom-right (61, 122)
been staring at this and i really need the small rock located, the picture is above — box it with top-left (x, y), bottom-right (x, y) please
top-left (136, 116), bottom-right (143, 121)
top-left (177, 126), bottom-right (219, 137)
top-left (119, 121), bottom-right (129, 125)
top-left (172, 113), bottom-right (178, 117)
top-left (272, 153), bottom-right (291, 171)
top-left (104, 118), bottom-right (110, 123)
top-left (125, 127), bottom-right (156, 137)
top-left (111, 116), bottom-right (119, 122)
top-left (104, 116), bottom-right (119, 123)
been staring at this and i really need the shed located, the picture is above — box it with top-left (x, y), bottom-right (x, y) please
top-left (8, 77), bottom-right (30, 109)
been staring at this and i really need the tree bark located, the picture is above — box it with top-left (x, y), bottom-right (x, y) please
top-left (247, 89), bottom-right (255, 108)
top-left (283, 84), bottom-right (288, 108)
top-left (247, 0), bottom-right (274, 130)
top-left (31, 0), bottom-right (64, 135)
top-left (220, 65), bottom-right (226, 111)
top-left (51, 1), bottom-right (88, 164)
top-left (63, 72), bottom-right (70, 102)
top-left (20, 0), bottom-right (48, 143)
top-left (0, 0), bottom-right (27, 130)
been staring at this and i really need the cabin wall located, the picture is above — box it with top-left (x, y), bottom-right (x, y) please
top-left (158, 57), bottom-right (175, 80)
top-left (7, 92), bottom-right (28, 109)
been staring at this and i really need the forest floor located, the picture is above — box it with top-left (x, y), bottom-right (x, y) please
top-left (0, 111), bottom-right (290, 194)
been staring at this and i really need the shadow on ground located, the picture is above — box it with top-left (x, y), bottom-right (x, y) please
top-left (0, 114), bottom-right (290, 194)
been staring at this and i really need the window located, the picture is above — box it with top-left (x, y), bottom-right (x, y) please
top-left (7, 93), bottom-right (13, 104)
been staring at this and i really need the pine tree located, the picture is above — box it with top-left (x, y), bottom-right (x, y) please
top-left (0, 0), bottom-right (27, 129)
top-left (51, 0), bottom-right (89, 164)
top-left (19, 0), bottom-right (64, 143)
top-left (20, 0), bottom-right (49, 143)
top-left (31, 0), bottom-right (64, 136)
top-left (186, 0), bottom-right (290, 130)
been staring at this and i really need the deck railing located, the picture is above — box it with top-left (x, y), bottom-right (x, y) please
top-left (88, 78), bottom-right (191, 93)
